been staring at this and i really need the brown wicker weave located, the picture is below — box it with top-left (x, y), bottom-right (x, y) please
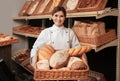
top-left (77, 0), bottom-right (108, 12)
top-left (0, 36), bottom-right (19, 47)
top-left (34, 68), bottom-right (89, 81)
top-left (77, 29), bottom-right (117, 46)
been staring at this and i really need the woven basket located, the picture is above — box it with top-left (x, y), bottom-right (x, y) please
top-left (34, 68), bottom-right (89, 81)
top-left (77, 0), bottom-right (108, 12)
top-left (77, 29), bottom-right (117, 46)
top-left (34, 51), bottom-right (89, 81)
top-left (0, 37), bottom-right (19, 47)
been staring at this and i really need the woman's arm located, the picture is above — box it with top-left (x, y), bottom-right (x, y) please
top-left (30, 29), bottom-right (48, 67)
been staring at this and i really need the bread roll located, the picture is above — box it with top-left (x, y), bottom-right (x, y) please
top-left (36, 60), bottom-right (50, 70)
top-left (37, 45), bottom-right (55, 60)
top-left (67, 57), bottom-right (87, 70)
top-left (50, 50), bottom-right (70, 69)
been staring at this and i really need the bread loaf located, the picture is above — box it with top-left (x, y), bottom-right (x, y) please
top-left (67, 57), bottom-right (87, 70)
top-left (50, 50), bottom-right (70, 69)
top-left (67, 48), bottom-right (75, 56)
top-left (66, 0), bottom-right (79, 10)
top-left (26, 0), bottom-right (40, 15)
top-left (36, 60), bottom-right (50, 70)
top-left (37, 45), bottom-right (55, 60)
top-left (18, 1), bottom-right (32, 16)
top-left (66, 46), bottom-right (92, 56)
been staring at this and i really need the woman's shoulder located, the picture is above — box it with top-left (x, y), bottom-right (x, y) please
top-left (64, 27), bottom-right (74, 33)
top-left (41, 27), bottom-right (52, 33)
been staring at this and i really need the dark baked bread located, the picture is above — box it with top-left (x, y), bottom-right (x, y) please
top-left (71, 61), bottom-right (87, 70)
top-left (67, 57), bottom-right (87, 70)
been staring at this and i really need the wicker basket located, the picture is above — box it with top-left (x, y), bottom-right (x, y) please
top-left (34, 67), bottom-right (89, 81)
top-left (0, 36), bottom-right (19, 47)
top-left (34, 51), bottom-right (89, 81)
top-left (77, 29), bottom-right (117, 46)
top-left (77, 0), bottom-right (108, 12)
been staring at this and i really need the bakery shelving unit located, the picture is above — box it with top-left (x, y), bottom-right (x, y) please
top-left (12, 5), bottom-right (119, 81)
top-left (13, 8), bottom-right (118, 52)
top-left (13, 8), bottom-right (118, 20)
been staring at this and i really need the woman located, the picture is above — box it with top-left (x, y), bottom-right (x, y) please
top-left (30, 6), bottom-right (82, 67)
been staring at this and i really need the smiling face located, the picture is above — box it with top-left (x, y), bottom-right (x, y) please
top-left (52, 11), bottom-right (65, 27)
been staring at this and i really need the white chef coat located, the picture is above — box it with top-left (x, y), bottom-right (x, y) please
top-left (30, 24), bottom-right (80, 67)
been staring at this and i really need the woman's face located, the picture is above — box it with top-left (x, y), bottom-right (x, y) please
top-left (52, 11), bottom-right (65, 27)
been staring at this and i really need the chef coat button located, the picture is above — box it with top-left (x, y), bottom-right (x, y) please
top-left (52, 42), bottom-right (54, 44)
top-left (66, 31), bottom-right (68, 33)
top-left (67, 41), bottom-right (69, 43)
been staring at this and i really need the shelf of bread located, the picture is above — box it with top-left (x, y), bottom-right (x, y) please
top-left (67, 8), bottom-right (118, 19)
top-left (13, 8), bottom-right (118, 20)
top-left (0, 33), bottom-right (19, 47)
top-left (72, 20), bottom-right (117, 52)
top-left (13, 25), bottom-right (44, 38)
top-left (12, 48), bottom-right (34, 74)
top-left (95, 8), bottom-right (118, 19)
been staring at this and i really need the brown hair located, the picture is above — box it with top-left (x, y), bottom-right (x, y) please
top-left (52, 6), bottom-right (66, 17)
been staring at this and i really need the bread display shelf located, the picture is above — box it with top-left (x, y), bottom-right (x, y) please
top-left (13, 31), bottom-right (38, 38)
top-left (12, 48), bottom-right (34, 74)
top-left (12, 27), bottom-right (117, 52)
top-left (13, 25), bottom-right (44, 38)
top-left (81, 39), bottom-right (118, 52)
top-left (13, 8), bottom-right (118, 20)
top-left (0, 33), bottom-right (19, 47)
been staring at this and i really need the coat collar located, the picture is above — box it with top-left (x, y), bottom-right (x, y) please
top-left (51, 24), bottom-right (65, 31)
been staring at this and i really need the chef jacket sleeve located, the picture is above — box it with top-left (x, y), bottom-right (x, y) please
top-left (30, 29), bottom-right (48, 67)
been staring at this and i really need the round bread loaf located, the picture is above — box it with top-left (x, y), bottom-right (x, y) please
top-left (71, 61), bottom-right (87, 70)
top-left (67, 57), bottom-right (87, 70)
top-left (50, 50), bottom-right (70, 69)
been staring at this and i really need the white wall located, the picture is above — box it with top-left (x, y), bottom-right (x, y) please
top-left (0, 0), bottom-right (27, 53)
top-left (0, 0), bottom-right (26, 34)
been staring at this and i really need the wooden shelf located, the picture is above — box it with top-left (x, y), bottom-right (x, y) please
top-left (13, 29), bottom-right (118, 52)
top-left (12, 48), bottom-right (33, 74)
top-left (12, 58), bottom-right (33, 74)
top-left (13, 8), bottom-right (118, 20)
top-left (0, 34), bottom-right (19, 47)
top-left (13, 31), bottom-right (38, 38)
top-left (81, 39), bottom-right (118, 52)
